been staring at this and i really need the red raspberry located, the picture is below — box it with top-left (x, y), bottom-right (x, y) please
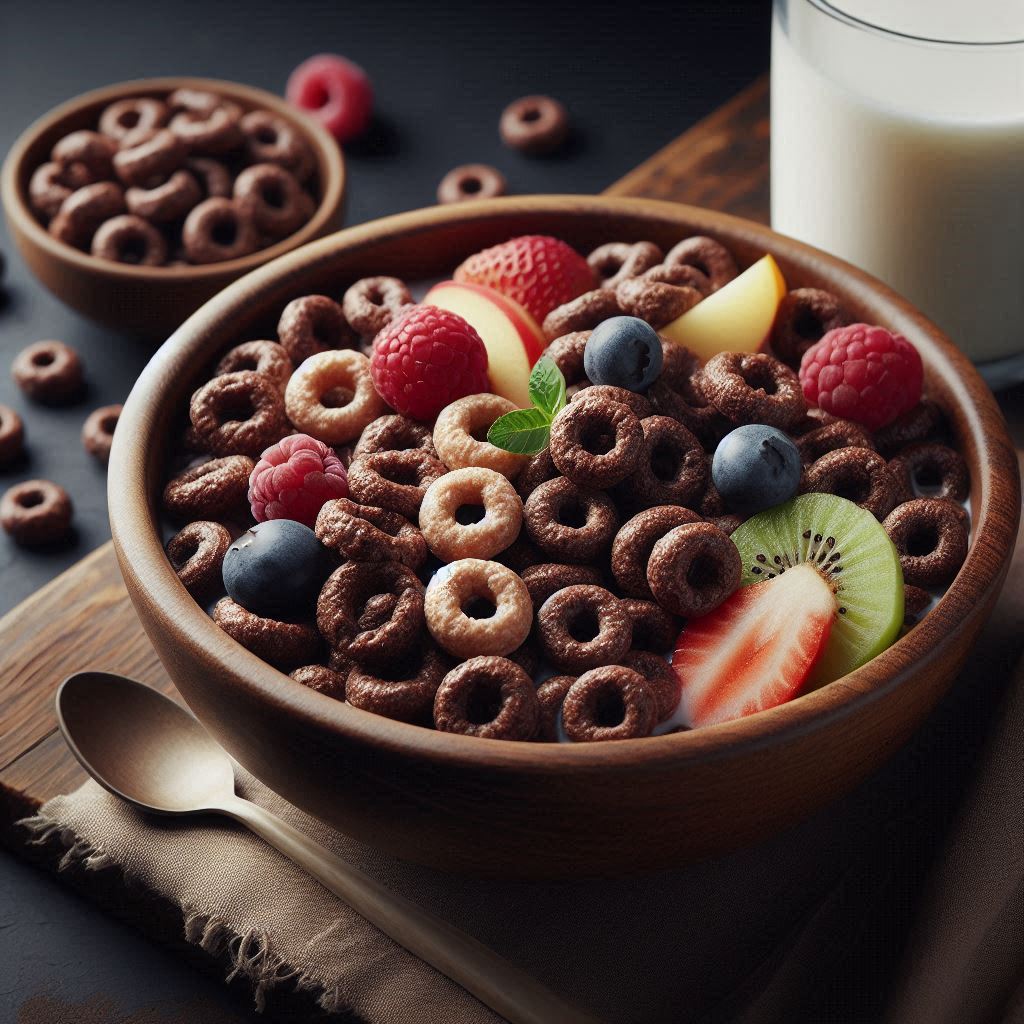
top-left (249, 434), bottom-right (348, 528)
top-left (454, 234), bottom-right (596, 323)
top-left (286, 54), bottom-right (373, 144)
top-left (370, 305), bottom-right (490, 420)
top-left (799, 324), bottom-right (923, 431)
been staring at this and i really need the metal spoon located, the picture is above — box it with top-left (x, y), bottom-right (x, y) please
top-left (56, 671), bottom-right (600, 1024)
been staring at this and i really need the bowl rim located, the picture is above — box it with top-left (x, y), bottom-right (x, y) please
top-left (0, 75), bottom-right (345, 282)
top-left (110, 194), bottom-right (1021, 774)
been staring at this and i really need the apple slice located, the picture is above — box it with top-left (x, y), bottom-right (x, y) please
top-left (659, 254), bottom-right (787, 363)
top-left (424, 281), bottom-right (546, 407)
top-left (672, 562), bottom-right (836, 728)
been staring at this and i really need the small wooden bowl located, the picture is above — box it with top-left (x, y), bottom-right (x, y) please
top-left (0, 77), bottom-right (345, 337)
top-left (109, 197), bottom-right (1020, 878)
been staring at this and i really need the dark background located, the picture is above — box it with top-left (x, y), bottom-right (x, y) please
top-left (0, 1), bottom-right (770, 1021)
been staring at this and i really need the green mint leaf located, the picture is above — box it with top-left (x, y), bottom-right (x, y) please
top-left (528, 356), bottom-right (566, 419)
top-left (487, 407), bottom-right (553, 455)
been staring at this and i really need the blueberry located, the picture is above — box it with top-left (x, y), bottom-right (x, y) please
top-left (222, 519), bottom-right (333, 619)
top-left (583, 316), bottom-right (663, 392)
top-left (712, 424), bottom-right (801, 516)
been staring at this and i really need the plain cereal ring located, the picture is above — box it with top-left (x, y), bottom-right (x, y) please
top-left (28, 163), bottom-right (75, 220)
top-left (347, 449), bottom-right (446, 520)
top-left (81, 404), bottom-right (122, 465)
top-left (701, 352), bottom-right (807, 430)
top-left (889, 442), bottom-right (969, 504)
top-left (802, 446), bottom-right (899, 520)
top-left (187, 156), bottom-right (233, 198)
top-left (620, 650), bottom-right (680, 722)
top-left (215, 340), bottom-right (293, 393)
top-left (615, 275), bottom-right (703, 328)
top-left (424, 558), bottom-right (532, 658)
top-left (112, 128), bottom-right (187, 187)
top-left (549, 394), bottom-right (645, 489)
top-left (520, 562), bottom-right (604, 610)
top-left (770, 288), bottom-right (850, 368)
top-left (315, 496), bottom-right (426, 568)
top-left (240, 110), bottom-right (314, 180)
top-left (234, 163), bottom-right (309, 238)
top-left (883, 498), bottom-right (969, 588)
top-left (48, 182), bottom-right (126, 249)
top-left (542, 289), bottom-right (622, 343)
top-left (587, 241), bottom-right (663, 290)
top-left (343, 276), bottom-right (414, 339)
top-left (663, 236), bottom-right (738, 291)
top-left (169, 104), bottom-right (244, 154)
top-left (419, 467), bottom-right (522, 562)
top-left (354, 415), bottom-right (436, 459)
top-left (433, 656), bottom-right (540, 740)
top-left (290, 664), bottom-right (347, 700)
top-left (561, 666), bottom-right (656, 742)
top-left (796, 421), bottom-right (875, 465)
top-left (499, 95), bottom-right (569, 155)
top-left (277, 295), bottom-right (358, 364)
top-left (524, 476), bottom-right (619, 564)
top-left (542, 331), bottom-right (591, 393)
top-left (12, 340), bottom-right (84, 404)
top-left (125, 169), bottom-right (202, 222)
top-left (0, 405), bottom-right (25, 465)
top-left (618, 416), bottom-right (708, 512)
top-left (91, 214), bottom-right (168, 266)
top-left (162, 455), bottom-right (254, 522)
top-left (436, 163), bottom-right (507, 204)
top-left (536, 675), bottom-right (575, 742)
top-left (166, 520), bottom-right (232, 599)
top-left (620, 600), bottom-right (680, 654)
top-left (99, 97), bottom-right (168, 141)
top-left (0, 479), bottom-right (73, 546)
top-left (285, 349), bottom-right (385, 445)
top-left (182, 198), bottom-right (260, 264)
top-left (433, 393), bottom-right (527, 479)
top-left (536, 584), bottom-right (632, 673)
top-left (611, 505), bottom-right (703, 598)
top-left (345, 646), bottom-right (448, 724)
top-left (515, 447), bottom-right (559, 501)
top-left (52, 130), bottom-right (117, 179)
top-left (213, 597), bottom-right (321, 671)
top-left (647, 521), bottom-right (741, 617)
top-left (570, 384), bottom-right (652, 420)
top-left (873, 400), bottom-right (946, 457)
top-left (189, 370), bottom-right (287, 457)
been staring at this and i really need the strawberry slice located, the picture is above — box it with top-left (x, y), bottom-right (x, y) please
top-left (672, 563), bottom-right (836, 728)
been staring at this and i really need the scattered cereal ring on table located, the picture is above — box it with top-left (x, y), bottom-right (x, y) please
top-left (12, 340), bottom-right (84, 404)
top-left (437, 164), bottom-right (507, 205)
top-left (0, 479), bottom-right (73, 546)
top-left (499, 95), bottom-right (569, 155)
top-left (0, 405), bottom-right (25, 466)
top-left (81, 404), bottom-right (122, 465)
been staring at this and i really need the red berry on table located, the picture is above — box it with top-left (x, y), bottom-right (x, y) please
top-left (370, 305), bottom-right (490, 421)
top-left (798, 323), bottom-right (923, 431)
top-left (286, 54), bottom-right (373, 144)
top-left (249, 433), bottom-right (348, 528)
top-left (454, 235), bottom-right (596, 324)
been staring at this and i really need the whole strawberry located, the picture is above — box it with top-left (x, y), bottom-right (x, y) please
top-left (799, 323), bottom-right (923, 431)
top-left (249, 434), bottom-right (348, 528)
top-left (370, 304), bottom-right (490, 420)
top-left (454, 235), bottom-right (596, 323)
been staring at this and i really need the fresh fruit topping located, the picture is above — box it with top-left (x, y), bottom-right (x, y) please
top-left (582, 316), bottom-right (664, 392)
top-left (249, 434), bottom-right (348, 528)
top-left (660, 254), bottom-right (787, 362)
top-left (369, 304), bottom-right (490, 421)
top-left (286, 54), bottom-right (373, 144)
top-left (799, 324), bottom-right (923, 431)
top-left (711, 424), bottom-right (801, 516)
top-left (487, 356), bottom-right (567, 455)
top-left (222, 519), bottom-right (333, 619)
top-left (423, 280), bottom-right (545, 407)
top-left (730, 493), bottom-right (904, 687)
top-left (673, 562), bottom-right (836, 727)
top-left (454, 235), bottom-right (596, 323)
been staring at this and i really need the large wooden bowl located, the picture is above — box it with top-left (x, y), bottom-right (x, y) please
top-left (1, 77), bottom-right (345, 337)
top-left (108, 197), bottom-right (1020, 878)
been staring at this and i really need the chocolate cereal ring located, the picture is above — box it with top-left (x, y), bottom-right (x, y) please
top-left (499, 95), bottom-right (569, 155)
top-left (770, 288), bottom-right (850, 368)
top-left (615, 275), bottom-right (703, 328)
top-left (49, 182), bottom-right (126, 249)
top-left (112, 128), bottom-right (186, 187)
top-left (240, 110), bottom-right (314, 180)
top-left (524, 476), bottom-right (619, 564)
top-left (587, 241), bottom-right (663, 290)
top-left (796, 421), bottom-right (875, 465)
top-left (189, 370), bottom-right (287, 457)
top-left (162, 455), bottom-right (254, 522)
top-left (187, 156), bottom-right (233, 199)
top-left (277, 295), bottom-right (358, 365)
top-left (621, 649), bottom-right (680, 722)
top-left (507, 635), bottom-right (541, 678)
top-left (520, 562), bottom-right (604, 610)
top-left (81, 404), bottom-right (122, 465)
top-left (234, 163), bottom-right (308, 238)
top-left (515, 448), bottom-right (559, 501)
top-left (215, 340), bottom-right (293, 393)
top-left (883, 498), bottom-right (969, 588)
top-left (28, 163), bottom-right (75, 220)
top-left (701, 352), bottom-right (807, 430)
top-left (889, 442), bottom-right (969, 504)
top-left (562, 666), bottom-right (656, 742)
top-left (315, 497), bottom-right (426, 568)
top-left (536, 585), bottom-right (632, 674)
top-left (536, 675), bottom-right (575, 742)
top-left (611, 505), bottom-right (703, 598)
top-left (290, 664), bottom-right (347, 701)
top-left (285, 349), bottom-right (386, 445)
top-left (493, 531), bottom-right (545, 573)
top-left (433, 657), bottom-right (540, 740)
top-left (342, 276), bottom-right (414, 339)
top-left (346, 646), bottom-right (448, 724)
top-left (647, 522), bottom-right (741, 617)
top-left (169, 104), bottom-right (243, 154)
top-left (99, 98), bottom-right (168, 141)
top-left (0, 479), bottom-right (73, 546)
top-left (424, 558), bottom-right (533, 658)
top-left (91, 214), bottom-right (168, 266)
top-left (620, 600), bottom-right (680, 654)
top-left (542, 331), bottom-right (591, 393)
top-left (12, 340), bottom-right (84, 404)
top-left (419, 467), bottom-right (523, 562)
top-left (644, 260), bottom-right (713, 297)
top-left (437, 164), bottom-right (507, 204)
top-left (166, 520), bottom-right (232, 599)
top-left (347, 448), bottom-right (446, 520)
top-left (182, 198), bottom-right (259, 264)
top-left (549, 394), bottom-right (645, 489)
top-left (125, 169), bottom-right (202, 223)
top-left (0, 405), bottom-right (25, 466)
top-left (903, 584), bottom-right (932, 623)
top-left (802, 446), bottom-right (899, 520)
top-left (213, 597), bottom-right (321, 671)
top-left (663, 236), bottom-right (738, 291)
top-left (874, 400), bottom-right (946, 457)
top-left (52, 130), bottom-right (117, 180)
top-left (542, 289), bottom-right (622, 343)
top-left (570, 385), bottom-right (652, 420)
top-left (618, 416), bottom-right (708, 511)
top-left (354, 415), bottom-right (436, 459)
top-left (433, 393), bottom-right (527, 479)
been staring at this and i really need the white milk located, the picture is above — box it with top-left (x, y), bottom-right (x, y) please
top-left (771, 0), bottom-right (1024, 370)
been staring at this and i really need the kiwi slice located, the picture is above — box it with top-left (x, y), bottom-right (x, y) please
top-left (730, 493), bottom-right (904, 687)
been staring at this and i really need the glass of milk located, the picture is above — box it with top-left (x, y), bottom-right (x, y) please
top-left (771, 0), bottom-right (1024, 387)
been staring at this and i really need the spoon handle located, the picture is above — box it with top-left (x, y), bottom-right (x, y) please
top-left (220, 795), bottom-right (601, 1024)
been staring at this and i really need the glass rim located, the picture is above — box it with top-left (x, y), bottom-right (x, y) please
top-left (798, 0), bottom-right (1024, 47)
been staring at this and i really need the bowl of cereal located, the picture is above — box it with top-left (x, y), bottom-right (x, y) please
top-left (108, 196), bottom-right (1019, 878)
top-left (1, 77), bottom-right (345, 337)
